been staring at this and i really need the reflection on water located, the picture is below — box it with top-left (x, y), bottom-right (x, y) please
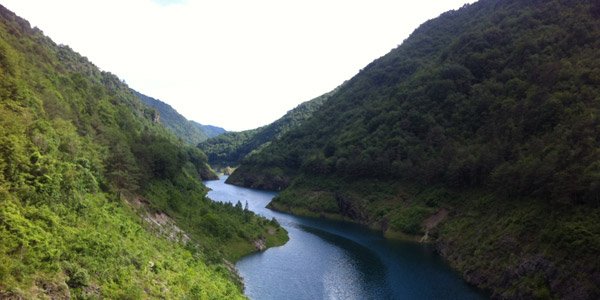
top-left (205, 176), bottom-right (488, 300)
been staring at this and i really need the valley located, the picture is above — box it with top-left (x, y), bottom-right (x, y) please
top-left (2, 0), bottom-right (600, 299)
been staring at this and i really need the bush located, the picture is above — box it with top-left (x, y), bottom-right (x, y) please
top-left (390, 206), bottom-right (433, 235)
top-left (63, 262), bottom-right (89, 288)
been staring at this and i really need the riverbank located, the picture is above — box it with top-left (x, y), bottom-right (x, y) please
top-left (266, 200), bottom-right (425, 243)
top-left (260, 175), bottom-right (600, 299)
top-left (206, 176), bottom-right (487, 300)
top-left (224, 225), bottom-right (290, 262)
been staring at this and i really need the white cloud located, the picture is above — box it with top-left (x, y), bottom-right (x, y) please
top-left (2, 0), bottom-right (473, 131)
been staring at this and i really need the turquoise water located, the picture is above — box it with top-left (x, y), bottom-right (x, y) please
top-left (205, 176), bottom-right (488, 300)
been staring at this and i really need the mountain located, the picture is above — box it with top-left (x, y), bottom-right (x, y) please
top-left (199, 128), bottom-right (261, 169)
top-left (0, 5), bottom-right (287, 299)
top-left (135, 91), bottom-right (227, 144)
top-left (190, 121), bottom-right (227, 138)
top-left (198, 88), bottom-right (338, 170)
top-left (135, 90), bottom-right (210, 145)
top-left (228, 0), bottom-right (600, 298)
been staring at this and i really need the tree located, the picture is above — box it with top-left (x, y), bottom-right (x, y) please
top-left (105, 142), bottom-right (139, 199)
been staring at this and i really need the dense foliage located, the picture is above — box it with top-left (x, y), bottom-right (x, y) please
top-left (135, 91), bottom-right (211, 146)
top-left (198, 88), bottom-right (338, 170)
top-left (198, 128), bottom-right (259, 169)
top-left (230, 0), bottom-right (600, 298)
top-left (0, 5), bottom-right (286, 299)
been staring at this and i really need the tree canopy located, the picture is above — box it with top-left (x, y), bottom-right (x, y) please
top-left (0, 5), bottom-right (286, 299)
top-left (228, 0), bottom-right (600, 298)
top-left (135, 90), bottom-right (211, 146)
top-left (198, 87), bottom-right (339, 169)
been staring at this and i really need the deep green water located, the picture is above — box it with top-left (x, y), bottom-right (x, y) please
top-left (205, 176), bottom-right (488, 300)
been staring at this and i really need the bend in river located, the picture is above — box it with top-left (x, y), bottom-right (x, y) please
top-left (205, 176), bottom-right (488, 300)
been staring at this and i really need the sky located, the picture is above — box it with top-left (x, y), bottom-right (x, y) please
top-left (3, 0), bottom-right (474, 131)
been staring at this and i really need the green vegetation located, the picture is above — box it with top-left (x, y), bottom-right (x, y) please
top-left (230, 0), bottom-right (600, 298)
top-left (190, 121), bottom-right (227, 139)
top-left (199, 129), bottom-right (261, 170)
top-left (0, 5), bottom-right (286, 299)
top-left (135, 91), bottom-right (211, 146)
top-left (198, 88), bottom-right (338, 170)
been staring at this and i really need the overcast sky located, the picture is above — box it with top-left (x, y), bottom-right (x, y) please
top-left (3, 0), bottom-right (473, 131)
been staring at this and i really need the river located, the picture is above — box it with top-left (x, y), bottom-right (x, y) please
top-left (205, 176), bottom-right (488, 300)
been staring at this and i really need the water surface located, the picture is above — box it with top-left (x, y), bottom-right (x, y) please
top-left (205, 176), bottom-right (487, 300)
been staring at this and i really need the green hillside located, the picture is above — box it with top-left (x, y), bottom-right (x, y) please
top-left (190, 121), bottom-right (227, 139)
top-left (135, 91), bottom-right (210, 145)
top-left (229, 0), bottom-right (600, 298)
top-left (199, 88), bottom-right (338, 170)
top-left (0, 5), bottom-right (286, 299)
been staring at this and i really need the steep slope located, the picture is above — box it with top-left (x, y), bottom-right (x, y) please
top-left (135, 90), bottom-right (209, 145)
top-left (0, 5), bottom-right (286, 299)
top-left (230, 0), bottom-right (600, 298)
top-left (199, 128), bottom-right (261, 169)
top-left (190, 121), bottom-right (227, 138)
top-left (199, 88), bottom-right (338, 171)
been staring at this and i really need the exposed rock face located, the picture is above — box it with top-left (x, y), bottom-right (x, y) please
top-left (142, 211), bottom-right (191, 243)
top-left (422, 208), bottom-right (449, 230)
top-left (36, 278), bottom-right (71, 300)
top-left (125, 195), bottom-right (191, 243)
top-left (335, 193), bottom-right (370, 224)
top-left (82, 285), bottom-right (101, 299)
top-left (223, 166), bottom-right (234, 175)
top-left (253, 237), bottom-right (267, 251)
top-left (420, 208), bottom-right (449, 242)
top-left (144, 107), bottom-right (160, 123)
top-left (222, 259), bottom-right (244, 290)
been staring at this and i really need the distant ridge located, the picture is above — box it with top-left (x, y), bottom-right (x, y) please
top-left (198, 86), bottom-right (339, 169)
top-left (135, 90), bottom-right (214, 145)
top-left (190, 120), bottom-right (227, 138)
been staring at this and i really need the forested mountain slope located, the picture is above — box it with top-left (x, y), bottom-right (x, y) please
top-left (0, 5), bottom-right (286, 299)
top-left (229, 0), bottom-right (600, 298)
top-left (198, 88), bottom-right (338, 170)
top-left (191, 121), bottom-right (227, 139)
top-left (135, 90), bottom-right (210, 145)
